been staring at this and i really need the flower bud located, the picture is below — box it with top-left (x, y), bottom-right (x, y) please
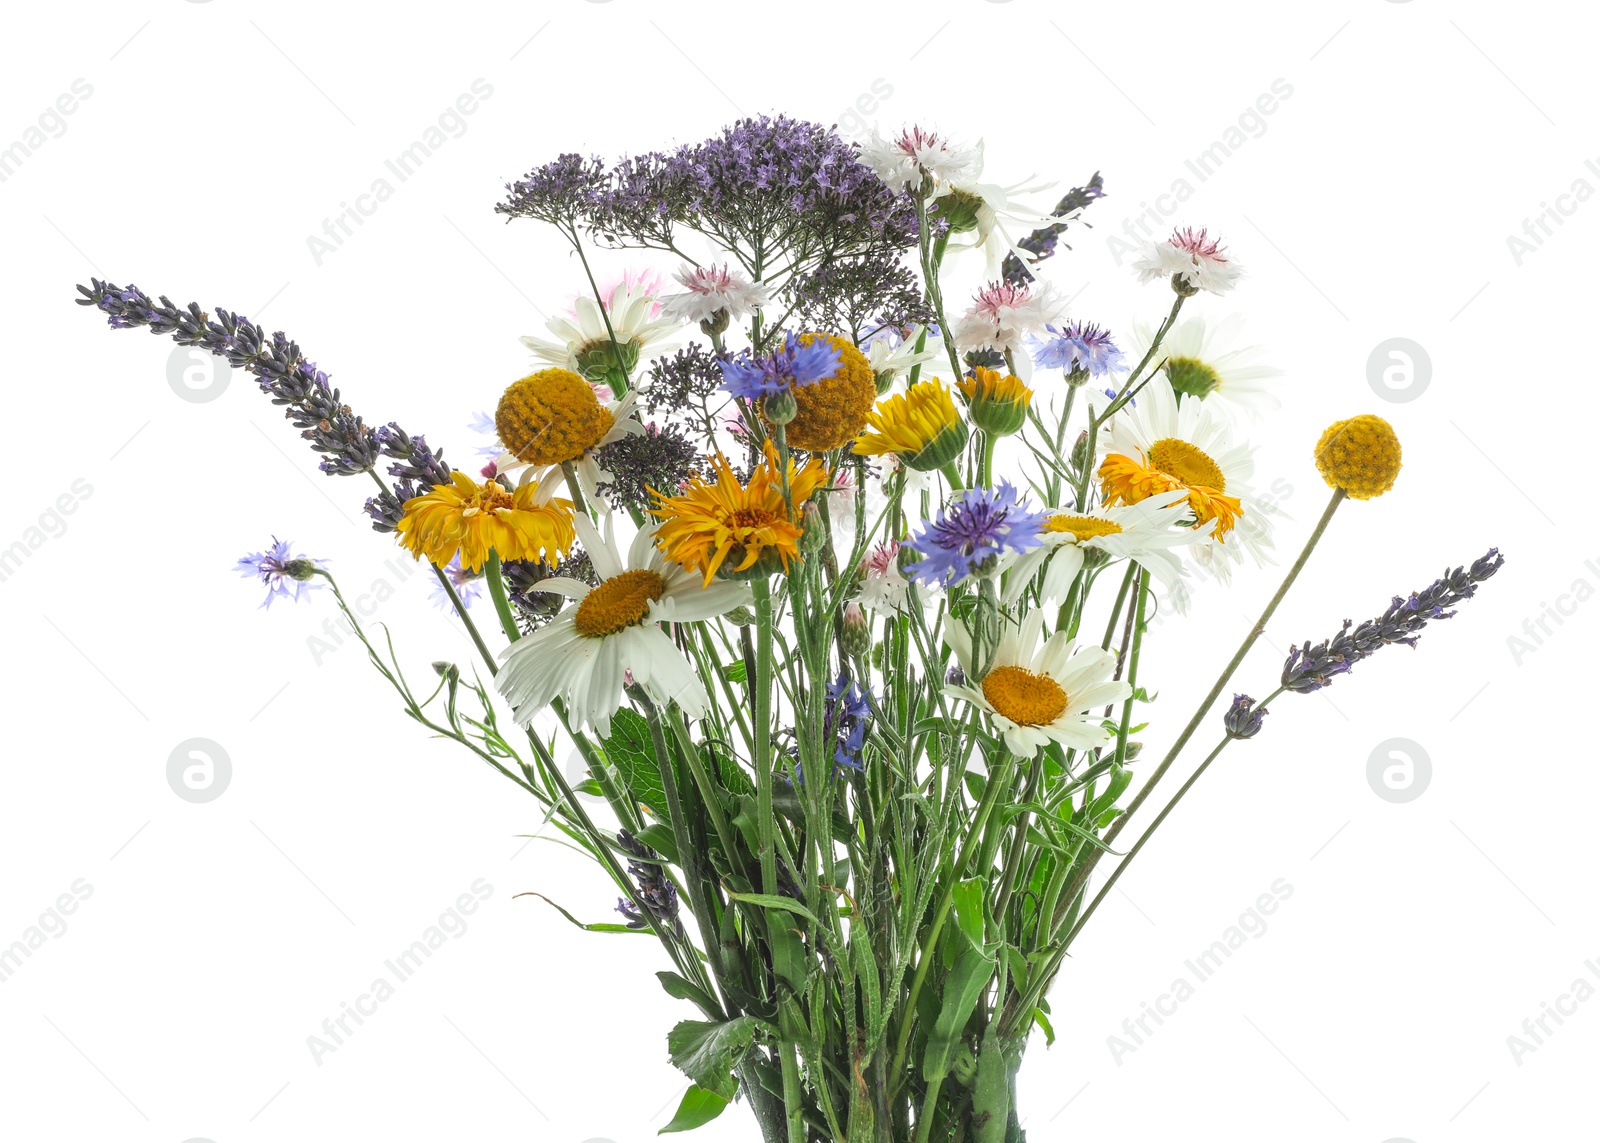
top-left (799, 501), bottom-right (827, 554)
top-left (874, 368), bottom-right (897, 396)
top-left (957, 367), bottom-right (1032, 437)
top-left (841, 602), bottom-right (872, 659)
top-left (1222, 694), bottom-right (1269, 740)
top-left (762, 387), bottom-right (798, 425)
top-left (699, 309), bottom-right (731, 338)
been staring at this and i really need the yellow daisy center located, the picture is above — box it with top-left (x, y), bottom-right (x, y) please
top-left (573, 569), bottom-right (667, 638)
top-left (1147, 437), bottom-right (1227, 491)
top-left (1044, 514), bottom-right (1124, 540)
top-left (982, 666), bottom-right (1068, 727)
top-left (496, 368), bottom-right (614, 467)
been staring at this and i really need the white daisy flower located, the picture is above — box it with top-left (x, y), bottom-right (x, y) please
top-left (944, 609), bottom-right (1130, 757)
top-left (1131, 227), bottom-right (1244, 296)
top-left (1000, 490), bottom-right (1195, 606)
top-left (1093, 375), bottom-right (1274, 572)
top-left (1128, 314), bottom-right (1282, 417)
top-left (860, 126), bottom-right (983, 192)
top-left (521, 275), bottom-right (680, 375)
top-left (952, 281), bottom-right (1069, 370)
top-left (659, 263), bottom-right (769, 326)
top-left (496, 512), bottom-right (751, 737)
top-left (933, 142), bottom-right (1060, 281)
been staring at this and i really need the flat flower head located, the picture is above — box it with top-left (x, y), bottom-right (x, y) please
top-left (860, 126), bottom-right (982, 192)
top-left (719, 330), bottom-right (843, 401)
top-left (651, 443), bottom-right (830, 585)
top-left (944, 610), bottom-right (1131, 757)
top-left (953, 281), bottom-right (1068, 360)
top-left (236, 537), bottom-right (324, 608)
top-left (661, 263), bottom-right (770, 326)
top-left (395, 472), bottom-right (575, 572)
top-left (496, 512), bottom-right (751, 737)
top-left (1029, 321), bottom-right (1127, 380)
top-left (1096, 377), bottom-right (1255, 541)
top-left (852, 378), bottom-right (968, 470)
top-left (1132, 227), bottom-right (1243, 296)
top-left (905, 481), bottom-right (1049, 588)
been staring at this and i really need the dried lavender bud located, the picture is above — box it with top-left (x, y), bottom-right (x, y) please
top-left (1001, 172), bottom-right (1106, 286)
top-left (1282, 548), bottom-right (1504, 693)
top-left (1222, 694), bottom-right (1269, 740)
top-left (614, 828), bottom-right (681, 935)
top-left (75, 279), bottom-right (447, 532)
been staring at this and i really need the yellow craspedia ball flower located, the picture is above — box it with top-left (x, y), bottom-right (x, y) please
top-left (773, 333), bottom-right (876, 453)
top-left (1314, 414), bottom-right (1402, 500)
top-left (495, 368), bottom-right (614, 467)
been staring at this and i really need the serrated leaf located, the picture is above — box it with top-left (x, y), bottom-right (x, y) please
top-left (667, 1017), bottom-right (758, 1100)
top-left (601, 708), bottom-right (666, 816)
top-left (659, 1085), bottom-right (730, 1133)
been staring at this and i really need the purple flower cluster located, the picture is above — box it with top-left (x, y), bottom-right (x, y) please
top-left (593, 421), bottom-right (703, 513)
top-left (718, 331), bottom-right (842, 400)
top-left (905, 482), bottom-right (1048, 588)
top-left (1282, 548), bottom-right (1505, 694)
top-left (1222, 694), bottom-right (1268, 740)
top-left (1001, 172), bottom-right (1106, 286)
top-left (501, 117), bottom-right (917, 271)
top-left (75, 280), bottom-right (450, 532)
top-left (236, 537), bottom-right (324, 609)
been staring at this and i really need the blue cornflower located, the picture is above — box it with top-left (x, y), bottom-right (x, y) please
top-left (904, 482), bottom-right (1048, 588)
top-left (428, 553), bottom-right (483, 617)
top-left (235, 537), bottom-right (324, 609)
top-left (718, 331), bottom-right (842, 400)
top-left (1029, 321), bottom-right (1127, 378)
top-left (789, 673), bottom-right (873, 787)
top-left (825, 673), bottom-right (872, 774)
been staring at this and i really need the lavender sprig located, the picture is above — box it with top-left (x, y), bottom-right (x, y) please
top-left (1282, 548), bottom-right (1504, 693)
top-left (74, 279), bottom-right (449, 531)
top-left (1001, 171), bottom-right (1106, 286)
top-left (614, 828), bottom-right (682, 936)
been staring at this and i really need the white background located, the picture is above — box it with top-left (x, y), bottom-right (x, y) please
top-left (1, 2), bottom-right (1594, 1140)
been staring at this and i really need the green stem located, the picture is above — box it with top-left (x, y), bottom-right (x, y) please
top-left (752, 578), bottom-right (779, 897)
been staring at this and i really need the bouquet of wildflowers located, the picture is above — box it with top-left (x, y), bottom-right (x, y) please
top-left (77, 117), bottom-right (1502, 1142)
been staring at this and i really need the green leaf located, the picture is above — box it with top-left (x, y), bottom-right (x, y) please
top-left (1032, 1007), bottom-right (1056, 1047)
top-left (724, 889), bottom-right (823, 929)
top-left (922, 943), bottom-right (995, 1083)
top-left (719, 659), bottom-right (748, 684)
top-left (635, 823), bottom-right (680, 863)
top-left (951, 877), bottom-right (987, 949)
top-left (601, 708), bottom-right (667, 816)
top-left (656, 971), bottom-right (721, 1018)
top-left (658, 1085), bottom-right (730, 1133)
top-left (667, 1017), bottom-right (758, 1100)
top-left (573, 778), bottom-right (604, 798)
top-left (514, 892), bottom-right (652, 934)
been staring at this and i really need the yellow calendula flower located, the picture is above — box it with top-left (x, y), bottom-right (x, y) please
top-left (495, 367), bottom-right (615, 468)
top-left (774, 332), bottom-right (877, 453)
top-left (395, 472), bottom-right (575, 572)
top-left (651, 443), bottom-right (831, 584)
top-left (852, 379), bottom-right (968, 470)
top-left (1314, 414), bottom-right (1401, 500)
top-left (956, 366), bottom-right (1033, 436)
